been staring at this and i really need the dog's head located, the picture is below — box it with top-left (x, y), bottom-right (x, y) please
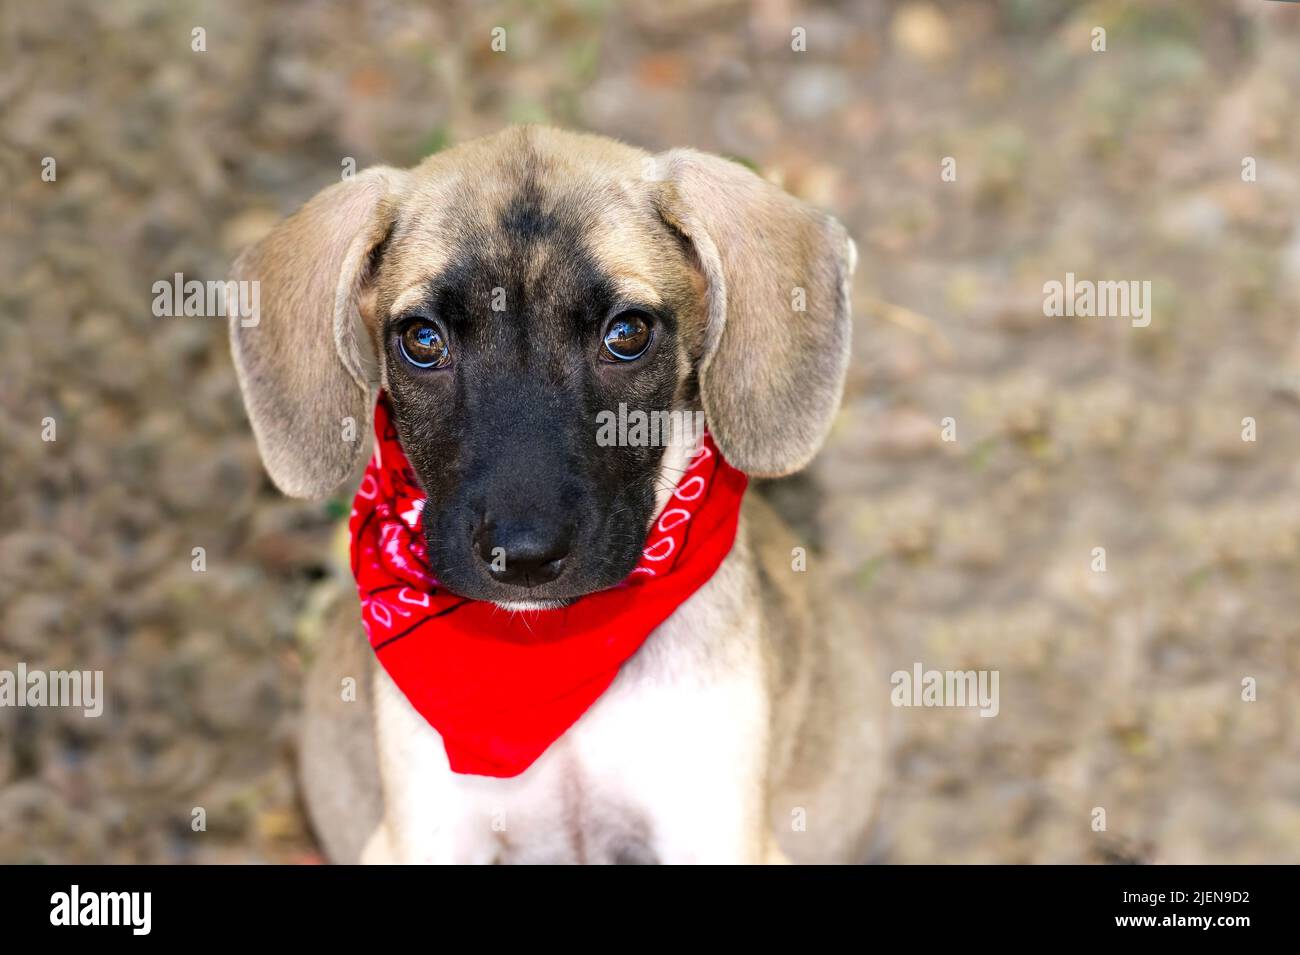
top-left (230, 127), bottom-right (854, 606)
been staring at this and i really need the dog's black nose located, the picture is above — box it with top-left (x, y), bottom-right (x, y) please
top-left (475, 517), bottom-right (571, 587)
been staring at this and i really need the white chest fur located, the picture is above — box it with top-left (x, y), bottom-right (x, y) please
top-left (366, 551), bottom-right (772, 865)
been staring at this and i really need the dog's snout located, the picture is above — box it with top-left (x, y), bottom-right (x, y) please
top-left (475, 516), bottom-right (572, 587)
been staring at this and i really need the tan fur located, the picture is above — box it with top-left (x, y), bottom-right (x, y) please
top-left (229, 166), bottom-right (411, 498)
top-left (233, 127), bottom-right (884, 864)
top-left (653, 149), bottom-right (855, 477)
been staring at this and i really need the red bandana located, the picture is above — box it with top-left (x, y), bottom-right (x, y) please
top-left (348, 398), bottom-right (748, 777)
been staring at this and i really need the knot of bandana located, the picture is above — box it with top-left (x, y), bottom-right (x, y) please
top-left (349, 398), bottom-right (748, 777)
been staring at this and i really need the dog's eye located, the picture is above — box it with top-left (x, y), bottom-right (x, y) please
top-left (601, 312), bottom-right (652, 362)
top-left (398, 320), bottom-right (451, 369)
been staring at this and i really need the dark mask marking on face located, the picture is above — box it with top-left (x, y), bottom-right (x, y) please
top-left (379, 151), bottom-right (692, 604)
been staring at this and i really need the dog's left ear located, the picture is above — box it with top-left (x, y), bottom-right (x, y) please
top-left (651, 149), bottom-right (856, 478)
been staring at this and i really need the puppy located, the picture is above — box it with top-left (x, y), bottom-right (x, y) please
top-left (230, 126), bottom-right (886, 864)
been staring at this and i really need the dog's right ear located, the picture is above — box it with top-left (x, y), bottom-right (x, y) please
top-left (229, 167), bottom-right (408, 499)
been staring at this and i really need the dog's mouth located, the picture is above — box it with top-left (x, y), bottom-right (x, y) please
top-left (490, 597), bottom-right (573, 612)
top-left (420, 493), bottom-right (651, 607)
top-left (432, 567), bottom-right (635, 608)
top-left (424, 540), bottom-right (642, 608)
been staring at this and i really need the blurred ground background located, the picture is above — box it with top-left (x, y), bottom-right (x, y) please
top-left (2, 0), bottom-right (1299, 863)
